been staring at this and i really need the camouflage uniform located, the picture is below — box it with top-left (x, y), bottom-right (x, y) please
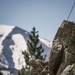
top-left (31, 66), bottom-right (42, 75)
top-left (31, 68), bottom-right (39, 75)
top-left (29, 58), bottom-right (42, 75)
top-left (29, 58), bottom-right (49, 75)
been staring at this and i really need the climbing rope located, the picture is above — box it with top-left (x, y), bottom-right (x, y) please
top-left (67, 2), bottom-right (75, 20)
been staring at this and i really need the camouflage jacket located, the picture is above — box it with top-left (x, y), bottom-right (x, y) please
top-left (31, 66), bottom-right (49, 75)
top-left (31, 68), bottom-right (39, 75)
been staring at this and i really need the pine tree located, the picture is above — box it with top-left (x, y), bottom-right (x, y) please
top-left (19, 27), bottom-right (46, 75)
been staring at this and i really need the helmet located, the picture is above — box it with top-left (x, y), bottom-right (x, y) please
top-left (29, 58), bottom-right (36, 65)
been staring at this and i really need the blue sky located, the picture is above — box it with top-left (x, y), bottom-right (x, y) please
top-left (0, 0), bottom-right (75, 41)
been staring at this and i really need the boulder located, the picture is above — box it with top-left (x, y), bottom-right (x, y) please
top-left (49, 20), bottom-right (75, 75)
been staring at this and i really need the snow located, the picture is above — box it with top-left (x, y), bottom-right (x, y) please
top-left (1, 70), bottom-right (10, 75)
top-left (39, 37), bottom-right (52, 48)
top-left (11, 34), bottom-right (27, 69)
top-left (0, 25), bottom-right (51, 70)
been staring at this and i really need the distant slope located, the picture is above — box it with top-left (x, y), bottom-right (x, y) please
top-left (0, 25), bottom-right (51, 70)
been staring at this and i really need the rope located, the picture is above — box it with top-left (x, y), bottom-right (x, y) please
top-left (67, 2), bottom-right (75, 20)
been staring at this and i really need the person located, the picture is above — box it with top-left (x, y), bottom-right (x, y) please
top-left (29, 58), bottom-right (49, 75)
top-left (36, 59), bottom-right (49, 75)
top-left (29, 58), bottom-right (40, 75)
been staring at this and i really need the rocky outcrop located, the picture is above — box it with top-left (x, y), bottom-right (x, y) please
top-left (49, 20), bottom-right (75, 75)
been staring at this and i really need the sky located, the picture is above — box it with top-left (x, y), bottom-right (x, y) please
top-left (0, 0), bottom-right (75, 41)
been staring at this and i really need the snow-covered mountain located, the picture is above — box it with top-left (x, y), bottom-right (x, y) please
top-left (0, 25), bottom-right (51, 70)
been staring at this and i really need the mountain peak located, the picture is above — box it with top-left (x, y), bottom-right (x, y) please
top-left (0, 25), bottom-right (51, 70)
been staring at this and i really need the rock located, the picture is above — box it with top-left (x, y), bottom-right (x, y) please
top-left (49, 20), bottom-right (75, 75)
top-left (61, 64), bottom-right (75, 75)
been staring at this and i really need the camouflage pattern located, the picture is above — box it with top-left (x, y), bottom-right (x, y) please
top-left (31, 68), bottom-right (39, 75)
top-left (29, 58), bottom-right (49, 75)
